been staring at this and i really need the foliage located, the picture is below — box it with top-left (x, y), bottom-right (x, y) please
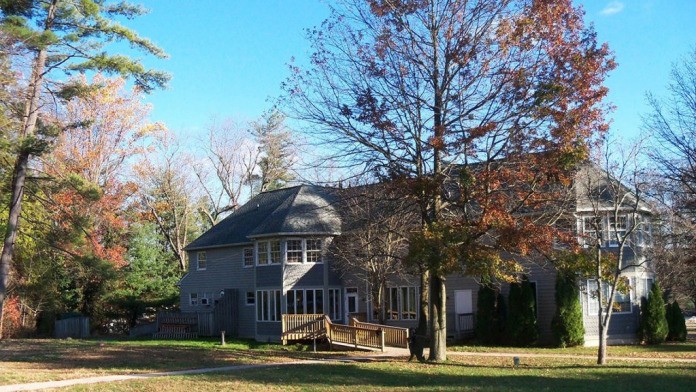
top-left (105, 223), bottom-right (181, 328)
top-left (506, 277), bottom-right (538, 346)
top-left (0, 0), bottom-right (167, 336)
top-left (666, 301), bottom-right (687, 342)
top-left (551, 271), bottom-right (584, 348)
top-left (285, 0), bottom-right (614, 361)
top-left (475, 284), bottom-right (497, 345)
top-left (251, 109), bottom-right (295, 193)
top-left (642, 282), bottom-right (668, 345)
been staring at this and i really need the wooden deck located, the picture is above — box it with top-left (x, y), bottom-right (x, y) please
top-left (281, 314), bottom-right (409, 352)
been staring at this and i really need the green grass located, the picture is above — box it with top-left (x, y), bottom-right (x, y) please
top-left (448, 340), bottom-right (696, 359)
top-left (67, 356), bottom-right (696, 391)
top-left (2, 338), bottom-right (695, 391)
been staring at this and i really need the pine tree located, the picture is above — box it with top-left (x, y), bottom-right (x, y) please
top-left (251, 110), bottom-right (294, 193)
top-left (475, 285), bottom-right (497, 344)
top-left (0, 0), bottom-right (168, 331)
top-left (506, 278), bottom-right (538, 346)
top-left (551, 271), bottom-right (585, 347)
top-left (643, 282), bottom-right (668, 344)
top-left (667, 301), bottom-right (687, 342)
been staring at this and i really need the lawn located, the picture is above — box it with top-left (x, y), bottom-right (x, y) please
top-left (2, 338), bottom-right (695, 391)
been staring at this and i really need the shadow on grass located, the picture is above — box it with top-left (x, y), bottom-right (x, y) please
top-left (0, 339), bottom-right (342, 373)
top-left (184, 362), bottom-right (696, 392)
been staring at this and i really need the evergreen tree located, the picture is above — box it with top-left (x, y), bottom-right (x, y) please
top-left (551, 271), bottom-right (585, 347)
top-left (475, 285), bottom-right (497, 344)
top-left (0, 0), bottom-right (168, 329)
top-left (667, 301), bottom-right (687, 342)
top-left (506, 278), bottom-right (538, 346)
top-left (643, 282), bottom-right (668, 344)
top-left (251, 110), bottom-right (294, 193)
top-left (495, 292), bottom-right (507, 344)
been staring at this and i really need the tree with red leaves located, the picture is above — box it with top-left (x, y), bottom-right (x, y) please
top-left (285, 0), bottom-right (614, 361)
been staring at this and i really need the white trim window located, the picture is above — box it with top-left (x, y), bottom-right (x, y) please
top-left (306, 239), bottom-right (322, 263)
top-left (256, 289), bottom-right (281, 322)
top-left (387, 286), bottom-right (418, 320)
top-left (286, 238), bottom-right (323, 264)
top-left (200, 292), bottom-right (211, 306)
top-left (189, 293), bottom-right (198, 306)
top-left (582, 216), bottom-right (602, 248)
top-left (286, 239), bottom-right (303, 263)
top-left (587, 279), bottom-right (632, 315)
top-left (270, 240), bottom-right (281, 264)
top-left (607, 215), bottom-right (627, 247)
top-left (243, 247), bottom-right (254, 267)
top-left (196, 251), bottom-right (207, 270)
top-left (257, 241), bottom-right (269, 266)
top-left (286, 288), bottom-right (324, 314)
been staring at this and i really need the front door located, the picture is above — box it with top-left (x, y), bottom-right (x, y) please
top-left (454, 290), bottom-right (473, 335)
top-left (345, 287), bottom-right (358, 323)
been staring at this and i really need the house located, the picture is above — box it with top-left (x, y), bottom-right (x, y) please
top-left (180, 163), bottom-right (655, 346)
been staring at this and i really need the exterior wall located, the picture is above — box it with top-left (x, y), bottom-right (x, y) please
top-left (179, 246), bottom-right (256, 338)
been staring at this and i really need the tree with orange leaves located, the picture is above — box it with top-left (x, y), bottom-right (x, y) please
top-left (35, 75), bottom-right (164, 318)
top-left (285, 0), bottom-right (614, 361)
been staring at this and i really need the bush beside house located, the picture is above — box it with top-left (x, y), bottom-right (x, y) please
top-left (641, 282), bottom-right (668, 344)
top-left (551, 271), bottom-right (585, 347)
top-left (666, 301), bottom-right (687, 342)
top-left (506, 278), bottom-right (538, 346)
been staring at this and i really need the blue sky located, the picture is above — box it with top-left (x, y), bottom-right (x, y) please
top-left (129, 0), bottom-right (696, 141)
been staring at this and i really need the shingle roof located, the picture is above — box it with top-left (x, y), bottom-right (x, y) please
top-left (185, 185), bottom-right (342, 250)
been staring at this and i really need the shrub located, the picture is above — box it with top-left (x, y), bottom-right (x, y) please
top-left (643, 281), bottom-right (668, 344)
top-left (551, 271), bottom-right (584, 347)
top-left (506, 277), bottom-right (538, 346)
top-left (667, 301), bottom-right (687, 342)
top-left (475, 285), bottom-right (497, 344)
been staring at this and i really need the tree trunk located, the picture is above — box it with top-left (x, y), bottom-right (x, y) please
top-left (417, 269), bottom-right (429, 336)
top-left (0, 2), bottom-right (55, 339)
top-left (597, 320), bottom-right (607, 365)
top-left (428, 273), bottom-right (447, 361)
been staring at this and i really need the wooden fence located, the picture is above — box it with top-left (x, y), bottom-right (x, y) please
top-left (54, 317), bottom-right (90, 339)
top-left (327, 319), bottom-right (385, 351)
top-left (349, 318), bottom-right (409, 348)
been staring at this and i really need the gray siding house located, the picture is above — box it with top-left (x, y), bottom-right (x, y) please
top-left (180, 164), bottom-right (654, 346)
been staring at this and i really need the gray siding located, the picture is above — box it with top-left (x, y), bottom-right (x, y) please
top-left (256, 322), bottom-right (282, 342)
top-left (180, 246), bottom-right (256, 338)
top-left (285, 264), bottom-right (325, 287)
top-left (256, 264), bottom-right (282, 287)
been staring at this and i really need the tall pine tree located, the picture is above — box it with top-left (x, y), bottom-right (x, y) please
top-left (0, 0), bottom-right (168, 329)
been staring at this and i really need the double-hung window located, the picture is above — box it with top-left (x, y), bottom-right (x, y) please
top-left (286, 238), bottom-right (323, 264)
top-left (286, 288), bottom-right (324, 314)
top-left (189, 293), bottom-right (198, 306)
top-left (587, 279), bottom-right (632, 314)
top-left (286, 239), bottom-right (303, 263)
top-left (243, 247), bottom-right (254, 267)
top-left (196, 251), bottom-right (207, 270)
top-left (607, 215), bottom-right (627, 247)
top-left (257, 242), bottom-right (269, 265)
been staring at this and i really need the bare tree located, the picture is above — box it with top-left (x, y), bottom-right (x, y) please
top-left (136, 137), bottom-right (200, 271)
top-left (577, 138), bottom-right (652, 365)
top-left (194, 119), bottom-right (260, 227)
top-left (331, 184), bottom-right (418, 324)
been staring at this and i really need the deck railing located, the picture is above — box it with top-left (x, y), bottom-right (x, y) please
top-left (327, 320), bottom-right (385, 351)
top-left (349, 318), bottom-right (410, 348)
top-left (281, 313), bottom-right (411, 352)
top-left (281, 314), bottom-right (325, 344)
